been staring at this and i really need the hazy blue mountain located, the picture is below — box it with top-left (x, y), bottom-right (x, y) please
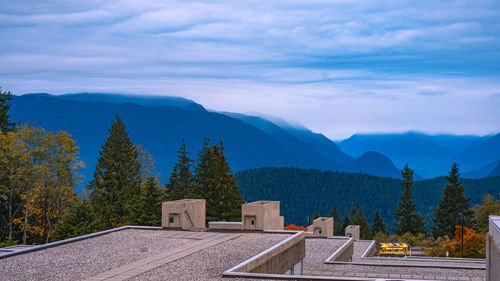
top-left (45, 92), bottom-right (206, 111)
top-left (338, 132), bottom-right (492, 178)
top-left (463, 159), bottom-right (500, 178)
top-left (348, 151), bottom-right (402, 178)
top-left (11, 94), bottom-right (323, 189)
top-left (221, 112), bottom-right (350, 168)
top-left (457, 133), bottom-right (500, 173)
top-left (11, 93), bottom-right (405, 191)
top-left (220, 112), bottom-right (400, 177)
top-left (489, 161), bottom-right (500, 177)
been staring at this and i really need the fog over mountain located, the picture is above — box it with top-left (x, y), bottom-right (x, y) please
top-left (10, 93), bottom-right (499, 188)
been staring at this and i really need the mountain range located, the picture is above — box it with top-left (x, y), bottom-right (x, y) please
top-left (338, 132), bottom-right (500, 178)
top-left (9, 93), bottom-right (500, 188)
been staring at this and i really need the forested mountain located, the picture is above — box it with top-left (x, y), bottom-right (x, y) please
top-left (10, 93), bottom-right (402, 189)
top-left (338, 132), bottom-right (498, 178)
top-left (236, 167), bottom-right (500, 227)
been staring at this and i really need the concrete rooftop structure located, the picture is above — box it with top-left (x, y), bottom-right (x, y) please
top-left (0, 202), bottom-right (497, 281)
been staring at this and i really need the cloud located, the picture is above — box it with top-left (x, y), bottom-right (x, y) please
top-left (1, 0), bottom-right (499, 138)
top-left (418, 90), bottom-right (447, 97)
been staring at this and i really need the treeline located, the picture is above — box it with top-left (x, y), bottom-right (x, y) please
top-left (0, 88), bottom-right (244, 245)
top-left (276, 164), bottom-right (499, 257)
top-left (236, 167), bottom-right (500, 230)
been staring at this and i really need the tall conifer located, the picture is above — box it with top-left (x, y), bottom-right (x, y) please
top-left (88, 114), bottom-right (141, 228)
top-left (352, 207), bottom-right (371, 239)
top-left (432, 162), bottom-right (472, 238)
top-left (192, 138), bottom-right (244, 222)
top-left (329, 203), bottom-right (342, 235)
top-left (128, 177), bottom-right (163, 226)
top-left (371, 209), bottom-right (387, 235)
top-left (166, 139), bottom-right (194, 200)
top-left (0, 88), bottom-right (16, 133)
top-left (394, 164), bottom-right (426, 235)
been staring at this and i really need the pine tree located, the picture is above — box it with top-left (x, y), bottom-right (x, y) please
top-left (192, 138), bottom-right (244, 222)
top-left (432, 162), bottom-right (472, 238)
top-left (394, 164), bottom-right (426, 235)
top-left (53, 199), bottom-right (102, 240)
top-left (371, 209), bottom-right (387, 236)
top-left (352, 207), bottom-right (371, 240)
top-left (128, 177), bottom-right (164, 226)
top-left (0, 88), bottom-right (16, 133)
top-left (329, 203), bottom-right (342, 235)
top-left (88, 114), bottom-right (141, 229)
top-left (166, 139), bottom-right (194, 200)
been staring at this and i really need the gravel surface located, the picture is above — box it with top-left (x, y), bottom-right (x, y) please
top-left (303, 238), bottom-right (344, 271)
top-left (310, 263), bottom-right (485, 279)
top-left (352, 240), bottom-right (373, 261)
top-left (0, 229), bottom-right (191, 281)
top-left (303, 239), bottom-right (485, 280)
top-left (128, 233), bottom-right (292, 281)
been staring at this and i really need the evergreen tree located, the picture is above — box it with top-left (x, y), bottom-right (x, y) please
top-left (166, 139), bottom-right (194, 200)
top-left (314, 211), bottom-right (320, 220)
top-left (432, 162), bottom-right (472, 238)
top-left (352, 207), bottom-right (371, 239)
top-left (329, 203), bottom-right (342, 235)
top-left (340, 203), bottom-right (356, 235)
top-left (88, 114), bottom-right (141, 229)
top-left (394, 164), bottom-right (426, 235)
top-left (53, 199), bottom-right (102, 240)
top-left (371, 209), bottom-right (387, 236)
top-left (128, 177), bottom-right (164, 226)
top-left (340, 211), bottom-right (350, 236)
top-left (0, 88), bottom-right (16, 133)
top-left (192, 138), bottom-right (244, 222)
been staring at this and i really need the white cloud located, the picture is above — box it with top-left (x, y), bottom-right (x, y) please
top-left (1, 0), bottom-right (499, 138)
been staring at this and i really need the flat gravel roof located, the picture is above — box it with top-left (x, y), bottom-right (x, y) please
top-left (0, 229), bottom-right (191, 281)
top-left (127, 233), bottom-right (292, 281)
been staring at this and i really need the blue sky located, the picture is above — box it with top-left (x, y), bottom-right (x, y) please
top-left (1, 0), bottom-right (499, 139)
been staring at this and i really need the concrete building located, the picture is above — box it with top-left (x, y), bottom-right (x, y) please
top-left (241, 201), bottom-right (284, 231)
top-left (307, 217), bottom-right (333, 237)
top-left (0, 200), bottom-right (494, 281)
top-left (161, 199), bottom-right (206, 230)
top-left (345, 225), bottom-right (360, 240)
top-left (487, 215), bottom-right (500, 281)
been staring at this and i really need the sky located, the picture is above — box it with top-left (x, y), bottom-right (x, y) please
top-left (1, 0), bottom-right (500, 139)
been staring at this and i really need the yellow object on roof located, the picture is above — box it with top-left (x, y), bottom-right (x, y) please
top-left (378, 243), bottom-right (409, 257)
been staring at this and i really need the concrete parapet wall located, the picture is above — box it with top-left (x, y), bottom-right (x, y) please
top-left (326, 238), bottom-right (354, 262)
top-left (487, 215), bottom-right (500, 281)
top-left (208, 221), bottom-right (242, 230)
top-left (307, 217), bottom-right (333, 237)
top-left (345, 225), bottom-right (360, 240)
top-left (162, 199), bottom-right (206, 230)
top-left (241, 201), bottom-right (283, 231)
top-left (361, 240), bottom-right (377, 258)
top-left (226, 232), bottom-right (305, 275)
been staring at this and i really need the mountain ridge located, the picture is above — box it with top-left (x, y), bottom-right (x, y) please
top-left (11, 93), bottom-right (402, 189)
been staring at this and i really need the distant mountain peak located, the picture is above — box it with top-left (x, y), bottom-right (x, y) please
top-left (23, 92), bottom-right (206, 112)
